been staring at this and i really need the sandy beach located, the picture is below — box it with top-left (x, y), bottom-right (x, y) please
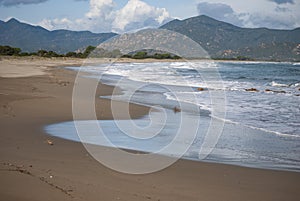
top-left (1, 56), bottom-right (300, 201)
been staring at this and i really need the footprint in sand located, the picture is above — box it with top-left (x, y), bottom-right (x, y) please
top-left (2, 104), bottom-right (15, 117)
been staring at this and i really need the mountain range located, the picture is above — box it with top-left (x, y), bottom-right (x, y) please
top-left (1, 16), bottom-right (300, 61)
top-left (160, 15), bottom-right (300, 61)
top-left (0, 18), bottom-right (117, 54)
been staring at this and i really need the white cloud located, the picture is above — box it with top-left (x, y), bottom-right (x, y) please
top-left (38, 0), bottom-right (170, 33)
top-left (85, 0), bottom-right (114, 19)
top-left (37, 0), bottom-right (300, 32)
top-left (39, 18), bottom-right (74, 30)
top-left (113, 0), bottom-right (170, 32)
top-left (196, 0), bottom-right (300, 29)
top-left (197, 2), bottom-right (243, 27)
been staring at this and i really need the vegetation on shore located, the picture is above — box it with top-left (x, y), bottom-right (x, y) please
top-left (3, 45), bottom-right (293, 62)
top-left (0, 45), bottom-right (21, 56)
top-left (212, 56), bottom-right (253, 61)
top-left (0, 45), bottom-right (97, 58)
top-left (0, 45), bottom-right (183, 60)
top-left (122, 51), bottom-right (182, 60)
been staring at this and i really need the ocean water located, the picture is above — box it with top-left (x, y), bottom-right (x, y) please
top-left (45, 61), bottom-right (300, 172)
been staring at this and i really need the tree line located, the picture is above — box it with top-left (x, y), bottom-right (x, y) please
top-left (122, 51), bottom-right (181, 60)
top-left (0, 45), bottom-right (97, 58)
top-left (0, 45), bottom-right (182, 60)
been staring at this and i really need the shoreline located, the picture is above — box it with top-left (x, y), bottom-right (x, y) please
top-left (2, 55), bottom-right (299, 67)
top-left (1, 57), bottom-right (300, 201)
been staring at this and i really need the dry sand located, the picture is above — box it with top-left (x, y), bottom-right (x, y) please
top-left (1, 56), bottom-right (300, 201)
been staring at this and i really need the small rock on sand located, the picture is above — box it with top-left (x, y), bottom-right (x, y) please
top-left (47, 139), bottom-right (54, 146)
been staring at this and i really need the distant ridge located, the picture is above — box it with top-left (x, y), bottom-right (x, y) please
top-left (1, 16), bottom-right (300, 61)
top-left (160, 15), bottom-right (300, 61)
top-left (0, 18), bottom-right (117, 54)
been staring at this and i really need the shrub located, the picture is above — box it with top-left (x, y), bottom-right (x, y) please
top-left (0, 45), bottom-right (21, 56)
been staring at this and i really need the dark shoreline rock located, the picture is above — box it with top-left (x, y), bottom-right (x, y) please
top-left (245, 88), bottom-right (259, 92)
top-left (173, 106), bottom-right (181, 113)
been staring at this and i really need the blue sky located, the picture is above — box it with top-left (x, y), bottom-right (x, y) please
top-left (0, 0), bottom-right (299, 33)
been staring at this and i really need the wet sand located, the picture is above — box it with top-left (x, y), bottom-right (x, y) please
top-left (1, 57), bottom-right (300, 201)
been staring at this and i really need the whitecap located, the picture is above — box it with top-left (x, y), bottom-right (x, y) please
top-left (271, 81), bottom-right (289, 87)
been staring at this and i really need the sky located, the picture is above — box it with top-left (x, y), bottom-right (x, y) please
top-left (0, 0), bottom-right (299, 33)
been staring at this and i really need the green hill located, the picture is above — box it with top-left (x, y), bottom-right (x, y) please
top-left (160, 15), bottom-right (300, 61)
top-left (0, 18), bottom-right (117, 54)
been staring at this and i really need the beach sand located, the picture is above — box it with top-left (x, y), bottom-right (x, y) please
top-left (1, 56), bottom-right (300, 201)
